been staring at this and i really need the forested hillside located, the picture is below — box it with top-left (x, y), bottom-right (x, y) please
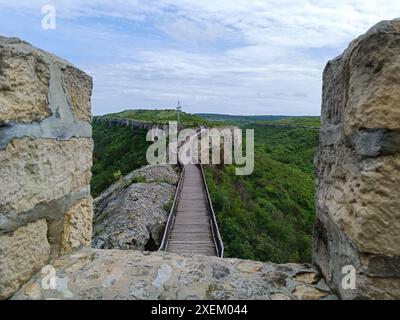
top-left (204, 121), bottom-right (319, 263)
top-left (91, 121), bottom-right (151, 197)
top-left (253, 116), bottom-right (320, 127)
top-left (91, 109), bottom-right (214, 196)
top-left (196, 113), bottom-right (290, 123)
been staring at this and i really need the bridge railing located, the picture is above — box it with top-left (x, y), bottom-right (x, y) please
top-left (198, 163), bottom-right (224, 257)
top-left (158, 165), bottom-right (185, 251)
top-left (195, 127), bottom-right (224, 257)
top-left (159, 126), bottom-right (224, 257)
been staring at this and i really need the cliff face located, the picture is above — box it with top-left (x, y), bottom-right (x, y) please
top-left (314, 19), bottom-right (400, 299)
top-left (94, 116), bottom-right (185, 132)
top-left (0, 37), bottom-right (93, 299)
top-left (12, 247), bottom-right (335, 300)
top-left (92, 164), bottom-right (179, 250)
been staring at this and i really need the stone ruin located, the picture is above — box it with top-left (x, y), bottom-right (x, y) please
top-left (0, 36), bottom-right (93, 299)
top-left (0, 19), bottom-right (400, 299)
top-left (314, 19), bottom-right (400, 299)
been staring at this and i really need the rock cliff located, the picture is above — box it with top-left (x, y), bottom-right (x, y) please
top-left (92, 164), bottom-right (179, 250)
top-left (94, 116), bottom-right (186, 132)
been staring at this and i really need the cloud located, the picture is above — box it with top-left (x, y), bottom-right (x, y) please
top-left (0, 0), bottom-right (399, 115)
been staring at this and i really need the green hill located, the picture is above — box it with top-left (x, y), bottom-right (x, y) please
top-left (254, 116), bottom-right (320, 127)
top-left (104, 109), bottom-right (214, 126)
top-left (197, 113), bottom-right (290, 123)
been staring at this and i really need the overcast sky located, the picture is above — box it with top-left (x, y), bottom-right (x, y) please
top-left (0, 1), bottom-right (399, 116)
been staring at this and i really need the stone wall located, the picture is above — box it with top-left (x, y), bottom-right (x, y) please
top-left (0, 36), bottom-right (93, 299)
top-left (314, 19), bottom-right (400, 299)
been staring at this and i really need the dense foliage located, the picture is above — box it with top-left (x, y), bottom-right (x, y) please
top-left (91, 121), bottom-right (151, 197)
top-left (253, 116), bottom-right (320, 127)
top-left (197, 113), bottom-right (290, 123)
top-left (204, 123), bottom-right (319, 263)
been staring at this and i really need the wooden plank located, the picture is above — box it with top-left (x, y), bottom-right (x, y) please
top-left (166, 164), bottom-right (217, 256)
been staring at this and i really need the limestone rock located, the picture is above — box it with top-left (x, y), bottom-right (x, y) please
top-left (314, 19), bottom-right (400, 299)
top-left (12, 248), bottom-right (336, 300)
top-left (292, 284), bottom-right (329, 300)
top-left (92, 165), bottom-right (179, 250)
top-left (62, 65), bottom-right (92, 123)
top-left (270, 293), bottom-right (291, 300)
top-left (0, 38), bottom-right (50, 123)
top-left (357, 276), bottom-right (400, 300)
top-left (0, 138), bottom-right (93, 215)
top-left (344, 31), bottom-right (400, 135)
top-left (23, 281), bottom-right (42, 300)
top-left (237, 260), bottom-right (264, 273)
top-left (127, 164), bottom-right (180, 185)
top-left (0, 36), bottom-right (92, 124)
top-left (0, 219), bottom-right (50, 299)
top-left (293, 271), bottom-right (320, 285)
top-left (60, 198), bottom-right (93, 254)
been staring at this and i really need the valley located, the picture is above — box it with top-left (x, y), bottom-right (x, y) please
top-left (91, 110), bottom-right (320, 263)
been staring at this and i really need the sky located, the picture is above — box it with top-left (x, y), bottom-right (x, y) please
top-left (0, 1), bottom-right (399, 116)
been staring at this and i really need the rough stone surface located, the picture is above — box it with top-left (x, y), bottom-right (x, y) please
top-left (0, 35), bottom-right (93, 299)
top-left (0, 137), bottom-right (93, 215)
top-left (0, 36), bottom-right (92, 125)
top-left (345, 32), bottom-right (400, 135)
top-left (60, 198), bottom-right (93, 254)
top-left (314, 19), bottom-right (400, 299)
top-left (0, 36), bottom-right (92, 150)
top-left (12, 248), bottom-right (336, 300)
top-left (92, 165), bottom-right (179, 250)
top-left (292, 284), bottom-right (329, 300)
top-left (62, 65), bottom-right (92, 123)
top-left (0, 219), bottom-right (50, 299)
top-left (0, 42), bottom-right (50, 123)
top-left (127, 164), bottom-right (180, 185)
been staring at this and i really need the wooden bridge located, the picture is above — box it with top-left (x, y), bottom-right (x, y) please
top-left (159, 135), bottom-right (224, 257)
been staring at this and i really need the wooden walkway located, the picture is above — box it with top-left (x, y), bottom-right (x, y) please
top-left (166, 164), bottom-right (217, 256)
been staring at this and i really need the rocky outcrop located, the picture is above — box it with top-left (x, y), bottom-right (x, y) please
top-left (12, 247), bottom-right (336, 300)
top-left (92, 165), bottom-right (179, 250)
top-left (94, 117), bottom-right (183, 132)
top-left (314, 19), bottom-right (400, 299)
top-left (0, 36), bottom-right (93, 299)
